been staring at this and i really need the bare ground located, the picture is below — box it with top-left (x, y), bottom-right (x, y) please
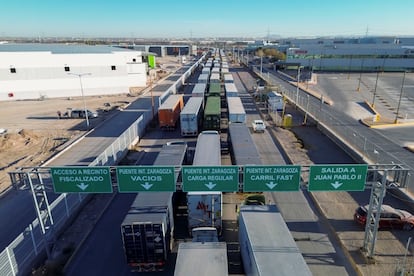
top-left (0, 93), bottom-right (141, 194)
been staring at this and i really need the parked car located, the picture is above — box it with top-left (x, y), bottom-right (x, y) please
top-left (69, 109), bottom-right (98, 119)
top-left (354, 204), bottom-right (414, 230)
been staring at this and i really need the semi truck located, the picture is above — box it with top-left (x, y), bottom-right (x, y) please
top-left (120, 192), bottom-right (174, 272)
top-left (174, 242), bottom-right (228, 276)
top-left (224, 82), bottom-right (238, 97)
top-left (120, 142), bottom-right (187, 272)
top-left (227, 96), bottom-right (246, 123)
top-left (158, 94), bottom-right (184, 130)
top-left (187, 191), bottom-right (223, 235)
top-left (180, 97), bottom-right (203, 136)
top-left (238, 205), bottom-right (312, 276)
top-left (192, 83), bottom-right (207, 99)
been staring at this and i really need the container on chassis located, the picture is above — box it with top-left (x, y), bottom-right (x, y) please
top-left (193, 130), bottom-right (221, 166)
top-left (223, 73), bottom-right (234, 83)
top-left (180, 97), bottom-right (203, 136)
top-left (208, 82), bottom-right (221, 97)
top-left (203, 97), bottom-right (221, 131)
top-left (238, 205), bottom-right (312, 276)
top-left (174, 242), bottom-right (228, 276)
top-left (227, 97), bottom-right (246, 123)
top-left (228, 122), bottom-right (262, 165)
top-left (211, 67), bottom-right (220, 74)
top-left (121, 192), bottom-right (174, 272)
top-left (198, 73), bottom-right (209, 84)
top-left (225, 83), bottom-right (238, 97)
top-left (221, 68), bottom-right (230, 76)
top-left (201, 67), bottom-right (211, 76)
top-left (158, 94), bottom-right (184, 130)
top-left (192, 83), bottom-right (206, 99)
top-left (210, 72), bottom-right (221, 83)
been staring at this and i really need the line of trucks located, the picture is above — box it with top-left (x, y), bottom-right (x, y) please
top-left (120, 48), bottom-right (310, 275)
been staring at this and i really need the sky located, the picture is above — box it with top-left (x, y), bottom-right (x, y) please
top-left (1, 0), bottom-right (413, 38)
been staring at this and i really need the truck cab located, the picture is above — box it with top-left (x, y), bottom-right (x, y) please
top-left (191, 227), bottom-right (219, 243)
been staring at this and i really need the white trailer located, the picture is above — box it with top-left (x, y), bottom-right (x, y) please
top-left (202, 67), bottom-right (211, 76)
top-left (224, 82), bottom-right (238, 97)
top-left (223, 73), bottom-right (234, 83)
top-left (238, 205), bottom-right (312, 276)
top-left (192, 83), bottom-right (206, 98)
top-left (210, 73), bottom-right (221, 83)
top-left (180, 97), bottom-right (203, 136)
top-left (174, 242), bottom-right (228, 276)
top-left (227, 97), bottom-right (246, 123)
top-left (198, 73), bottom-right (209, 83)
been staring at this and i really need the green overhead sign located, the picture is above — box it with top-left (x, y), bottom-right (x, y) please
top-left (182, 166), bottom-right (238, 192)
top-left (116, 166), bottom-right (175, 192)
top-left (51, 167), bottom-right (112, 193)
top-left (308, 164), bottom-right (367, 191)
top-left (244, 165), bottom-right (301, 192)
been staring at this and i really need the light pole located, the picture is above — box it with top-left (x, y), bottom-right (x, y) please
top-left (296, 66), bottom-right (301, 107)
top-left (68, 72), bottom-right (92, 128)
top-left (356, 59), bottom-right (364, 91)
top-left (260, 55), bottom-right (263, 76)
top-left (371, 67), bottom-right (380, 108)
top-left (394, 71), bottom-right (406, 124)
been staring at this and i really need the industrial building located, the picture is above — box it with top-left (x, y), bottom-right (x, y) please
top-left (0, 44), bottom-right (147, 101)
top-left (251, 36), bottom-right (414, 72)
top-left (286, 43), bottom-right (414, 72)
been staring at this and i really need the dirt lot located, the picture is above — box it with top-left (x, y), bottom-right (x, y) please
top-left (0, 55), bottom-right (184, 194)
top-left (0, 93), bottom-right (139, 193)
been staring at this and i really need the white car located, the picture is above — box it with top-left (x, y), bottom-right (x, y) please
top-left (252, 119), bottom-right (266, 132)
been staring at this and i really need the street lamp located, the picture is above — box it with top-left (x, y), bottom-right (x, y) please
top-left (356, 59), bottom-right (364, 91)
top-left (260, 55), bottom-right (263, 76)
top-left (371, 67), bottom-right (380, 108)
top-left (296, 66), bottom-right (301, 107)
top-left (68, 72), bottom-right (92, 128)
top-left (394, 71), bottom-right (407, 124)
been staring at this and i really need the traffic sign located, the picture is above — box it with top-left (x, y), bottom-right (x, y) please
top-left (243, 165), bottom-right (301, 192)
top-left (182, 166), bottom-right (238, 192)
top-left (308, 164), bottom-right (367, 191)
top-left (51, 166), bottom-right (112, 193)
top-left (116, 166), bottom-right (175, 192)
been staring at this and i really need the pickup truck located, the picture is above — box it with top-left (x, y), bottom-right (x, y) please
top-left (252, 119), bottom-right (266, 132)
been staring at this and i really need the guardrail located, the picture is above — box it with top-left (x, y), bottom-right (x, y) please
top-left (1, 54), bottom-right (206, 276)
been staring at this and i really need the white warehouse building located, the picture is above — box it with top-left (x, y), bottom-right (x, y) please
top-left (0, 44), bottom-right (147, 101)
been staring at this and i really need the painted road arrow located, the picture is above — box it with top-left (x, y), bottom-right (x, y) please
top-left (266, 181), bottom-right (278, 189)
top-left (331, 181), bottom-right (343, 189)
top-left (205, 182), bottom-right (217, 190)
top-left (76, 183), bottom-right (89, 191)
top-left (141, 182), bottom-right (153, 190)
